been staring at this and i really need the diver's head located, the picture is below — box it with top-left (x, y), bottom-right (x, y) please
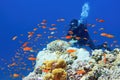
top-left (70, 19), bottom-right (78, 27)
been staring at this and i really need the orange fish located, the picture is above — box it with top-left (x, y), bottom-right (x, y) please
top-left (96, 18), bottom-right (105, 22)
top-left (67, 49), bottom-right (76, 53)
top-left (42, 69), bottom-right (49, 73)
top-left (41, 20), bottom-right (47, 25)
top-left (76, 70), bottom-right (86, 75)
top-left (51, 24), bottom-right (56, 26)
top-left (8, 62), bottom-right (17, 67)
top-left (28, 57), bottom-right (36, 61)
top-left (22, 42), bottom-right (28, 47)
top-left (100, 33), bottom-right (114, 38)
top-left (66, 36), bottom-right (72, 39)
top-left (37, 34), bottom-right (42, 37)
top-left (68, 31), bottom-right (74, 35)
top-left (98, 19), bottom-right (105, 22)
top-left (33, 28), bottom-right (38, 31)
top-left (42, 19), bottom-right (47, 22)
top-left (23, 47), bottom-right (32, 51)
top-left (75, 37), bottom-right (81, 40)
top-left (49, 28), bottom-right (57, 30)
top-left (42, 25), bottom-right (46, 29)
top-left (28, 32), bottom-right (34, 35)
top-left (28, 32), bottom-right (34, 38)
top-left (13, 73), bottom-right (19, 78)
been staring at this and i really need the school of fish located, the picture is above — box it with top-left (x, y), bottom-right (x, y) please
top-left (0, 18), bottom-right (119, 80)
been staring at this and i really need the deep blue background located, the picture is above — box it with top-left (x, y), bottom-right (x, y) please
top-left (0, 0), bottom-right (120, 79)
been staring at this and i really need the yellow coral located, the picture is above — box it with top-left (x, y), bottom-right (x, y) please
top-left (42, 59), bottom-right (66, 71)
top-left (42, 59), bottom-right (67, 80)
top-left (43, 73), bottom-right (54, 80)
top-left (55, 59), bottom-right (66, 69)
top-left (52, 68), bottom-right (67, 80)
top-left (43, 60), bottom-right (56, 70)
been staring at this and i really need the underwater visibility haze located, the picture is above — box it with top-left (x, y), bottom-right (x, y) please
top-left (0, 0), bottom-right (120, 80)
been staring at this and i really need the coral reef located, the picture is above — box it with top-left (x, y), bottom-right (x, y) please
top-left (23, 40), bottom-right (120, 80)
top-left (47, 40), bottom-right (70, 52)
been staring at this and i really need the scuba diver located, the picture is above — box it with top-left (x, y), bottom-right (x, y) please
top-left (67, 3), bottom-right (111, 50)
top-left (67, 19), bottom-right (111, 50)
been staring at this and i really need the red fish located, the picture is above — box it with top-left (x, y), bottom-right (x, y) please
top-left (49, 28), bottom-right (57, 30)
top-left (51, 24), bottom-right (56, 27)
top-left (28, 32), bottom-right (34, 38)
top-left (22, 42), bottom-right (28, 47)
top-left (96, 18), bottom-right (105, 22)
top-left (28, 57), bottom-right (36, 61)
top-left (13, 73), bottom-right (19, 78)
top-left (100, 33), bottom-right (114, 38)
top-left (68, 31), bottom-right (74, 35)
top-left (67, 49), bottom-right (76, 53)
top-left (66, 36), bottom-right (72, 39)
top-left (23, 47), bottom-right (32, 51)
top-left (42, 25), bottom-right (46, 29)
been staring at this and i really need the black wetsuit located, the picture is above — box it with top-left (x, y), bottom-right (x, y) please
top-left (67, 19), bottom-right (111, 50)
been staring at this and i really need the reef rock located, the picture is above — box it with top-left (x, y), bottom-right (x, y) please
top-left (23, 40), bottom-right (120, 80)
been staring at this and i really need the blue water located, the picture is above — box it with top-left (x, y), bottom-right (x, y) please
top-left (0, 0), bottom-right (120, 80)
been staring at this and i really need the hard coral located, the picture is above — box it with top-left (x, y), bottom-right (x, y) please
top-left (42, 59), bottom-right (67, 80)
top-left (47, 40), bottom-right (70, 52)
top-left (42, 60), bottom-right (56, 70)
top-left (52, 68), bottom-right (67, 80)
top-left (55, 59), bottom-right (67, 69)
top-left (23, 39), bottom-right (120, 80)
top-left (43, 73), bottom-right (54, 80)
top-left (42, 59), bottom-right (67, 71)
